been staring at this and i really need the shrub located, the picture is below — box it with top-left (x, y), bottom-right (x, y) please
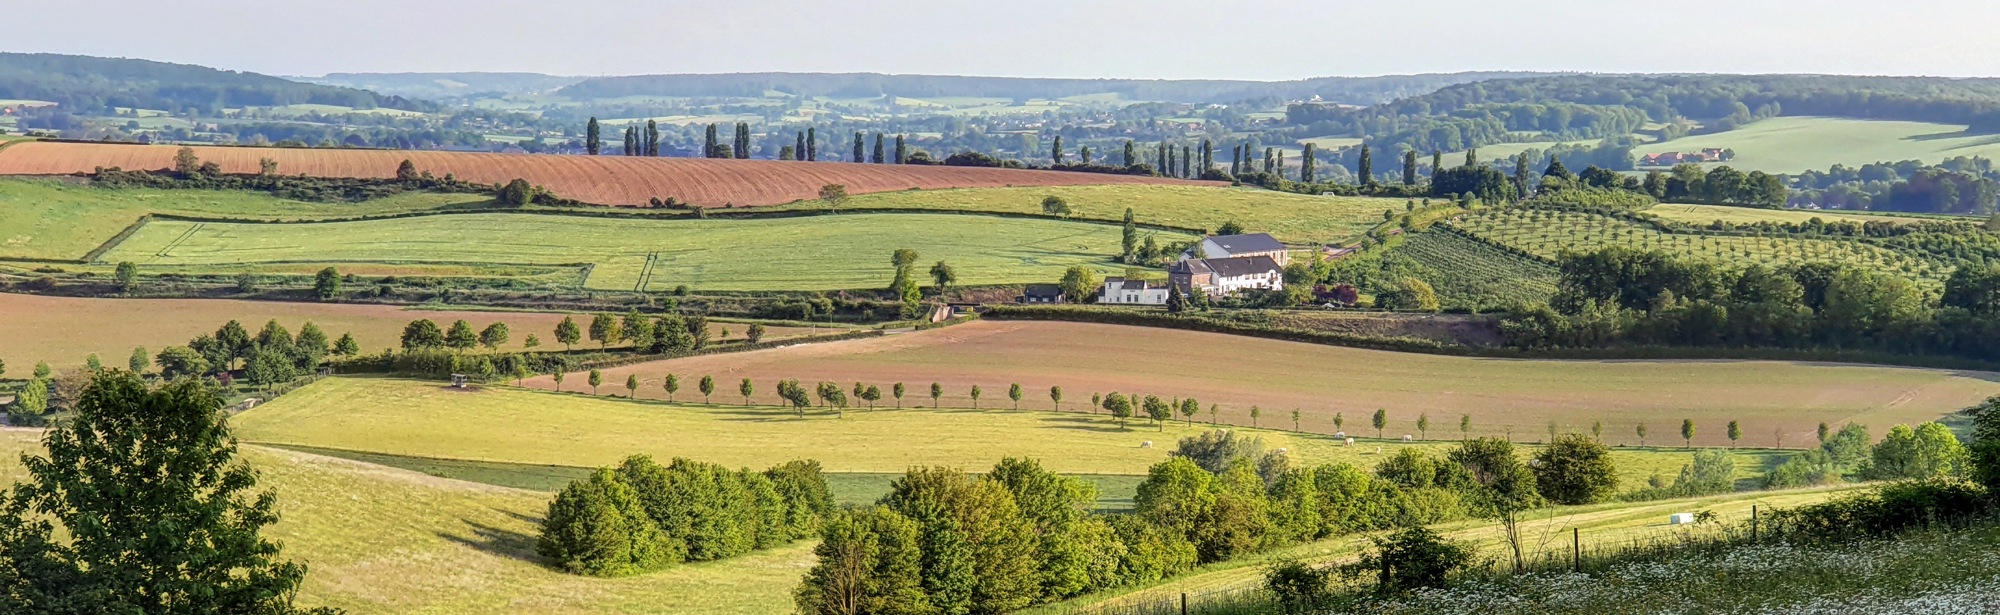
top-left (1863, 422), bottom-right (1970, 480)
top-left (1532, 433), bottom-right (1619, 505)
top-left (537, 468), bottom-right (679, 576)
top-left (1170, 429), bottom-right (1265, 474)
top-left (1770, 478), bottom-right (1988, 540)
top-left (1265, 559), bottom-right (1335, 611)
top-left (1344, 525), bottom-right (1475, 595)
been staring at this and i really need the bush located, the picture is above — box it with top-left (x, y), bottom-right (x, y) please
top-left (1265, 559), bottom-right (1335, 611)
top-left (1770, 478), bottom-right (1989, 539)
top-left (1170, 429), bottom-right (1265, 474)
top-left (537, 468), bottom-right (679, 577)
top-left (1532, 433), bottom-right (1619, 505)
top-left (1343, 525), bottom-right (1475, 595)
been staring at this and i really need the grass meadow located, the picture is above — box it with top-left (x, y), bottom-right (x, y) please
top-left (0, 178), bottom-right (491, 261)
top-left (506, 320), bottom-right (1999, 449)
top-left (779, 184), bottom-right (1403, 245)
top-left (1644, 202), bottom-right (1942, 226)
top-left (99, 212), bottom-right (1162, 291)
top-left (1631, 116), bottom-right (2000, 173)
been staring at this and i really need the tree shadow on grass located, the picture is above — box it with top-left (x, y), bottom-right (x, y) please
top-left (439, 513), bottom-right (543, 564)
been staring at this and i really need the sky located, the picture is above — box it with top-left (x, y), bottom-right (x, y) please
top-left (7, 0), bottom-right (1998, 80)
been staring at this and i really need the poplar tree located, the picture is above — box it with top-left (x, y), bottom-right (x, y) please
top-left (1181, 145), bottom-right (1192, 178)
top-left (1200, 139), bottom-right (1212, 176)
top-left (1231, 145), bottom-right (1242, 175)
top-left (1358, 144), bottom-right (1373, 186)
top-left (853, 132), bottom-right (865, 162)
top-left (1123, 140), bottom-right (1136, 167)
top-left (586, 117), bottom-right (601, 155)
top-left (1431, 150), bottom-right (1443, 178)
top-left (894, 135), bottom-right (906, 164)
top-left (1157, 142), bottom-right (1168, 174)
top-left (873, 133), bottom-right (886, 163)
top-left (736, 123), bottom-right (751, 159)
top-left (797, 131), bottom-right (807, 162)
top-left (704, 124), bottom-right (719, 158)
top-left (1263, 147), bottom-right (1274, 174)
top-left (645, 120), bottom-right (660, 156)
top-left (1403, 149), bottom-right (1418, 185)
top-left (1301, 143), bottom-right (1317, 183)
top-left (806, 127), bottom-right (818, 161)
top-left (1051, 135), bottom-right (1064, 165)
top-left (1465, 148), bottom-right (1479, 168)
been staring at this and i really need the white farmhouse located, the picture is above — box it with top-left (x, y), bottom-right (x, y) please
top-left (1169, 255), bottom-right (1284, 297)
top-left (1098, 278), bottom-right (1171, 305)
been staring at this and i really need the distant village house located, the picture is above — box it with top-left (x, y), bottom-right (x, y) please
top-left (1181, 233), bottom-right (1290, 266)
top-left (1170, 255), bottom-right (1284, 297)
top-left (1098, 278), bottom-right (1170, 305)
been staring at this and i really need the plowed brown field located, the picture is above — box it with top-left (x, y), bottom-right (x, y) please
top-left (0, 141), bottom-right (1219, 206)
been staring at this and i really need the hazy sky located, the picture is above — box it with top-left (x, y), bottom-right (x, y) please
top-left (9, 0), bottom-right (1998, 79)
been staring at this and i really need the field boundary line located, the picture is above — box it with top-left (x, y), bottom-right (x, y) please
top-left (144, 207), bottom-right (1210, 236)
top-left (80, 214), bottom-right (155, 263)
top-left (633, 252), bottom-right (658, 292)
top-left (152, 222), bottom-right (204, 258)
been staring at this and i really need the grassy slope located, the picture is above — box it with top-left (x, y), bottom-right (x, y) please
top-left (508, 320), bottom-right (1997, 449)
top-left (247, 376), bottom-right (1807, 491)
top-left (0, 429), bottom-right (806, 615)
top-left (0, 293), bottom-right (819, 371)
top-left (1632, 116), bottom-right (2000, 173)
top-left (774, 184), bottom-right (1404, 245)
top-left (100, 212), bottom-right (1168, 292)
top-left (0, 178), bottom-right (491, 260)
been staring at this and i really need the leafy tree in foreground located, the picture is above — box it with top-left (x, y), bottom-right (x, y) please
top-left (538, 467), bottom-right (676, 577)
top-left (0, 372), bottom-right (339, 614)
top-left (401, 319), bottom-right (444, 350)
top-left (1531, 433), bottom-right (1619, 505)
top-left (445, 320), bottom-right (478, 354)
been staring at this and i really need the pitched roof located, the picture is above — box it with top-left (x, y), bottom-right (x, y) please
top-left (1202, 255), bottom-right (1282, 278)
top-left (1169, 259), bottom-right (1213, 275)
top-left (1022, 284), bottom-right (1064, 298)
top-left (1206, 233), bottom-right (1286, 255)
top-left (1104, 278), bottom-right (1165, 291)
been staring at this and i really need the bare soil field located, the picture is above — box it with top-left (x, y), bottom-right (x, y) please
top-left (0, 294), bottom-right (813, 371)
top-left (519, 320), bottom-right (2000, 448)
top-left (0, 141), bottom-right (1218, 207)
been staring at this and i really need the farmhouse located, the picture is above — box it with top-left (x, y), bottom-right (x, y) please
top-left (1019, 284), bottom-right (1065, 304)
top-left (1170, 255), bottom-right (1284, 297)
top-left (1180, 233), bottom-right (1290, 266)
top-left (1098, 278), bottom-right (1170, 305)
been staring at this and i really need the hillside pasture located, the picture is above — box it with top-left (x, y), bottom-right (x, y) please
top-left (0, 178), bottom-right (492, 261)
top-left (0, 293), bottom-right (622, 371)
top-left (98, 212), bottom-right (1164, 291)
top-left (495, 320), bottom-right (2000, 449)
top-left (0, 141), bottom-right (1220, 207)
top-left (235, 377), bottom-right (1791, 488)
top-left (1631, 116), bottom-right (2000, 173)
top-left (794, 184), bottom-right (1403, 244)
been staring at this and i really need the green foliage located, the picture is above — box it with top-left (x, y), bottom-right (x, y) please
top-left (880, 466), bottom-right (1043, 614)
top-left (795, 506), bottom-right (931, 615)
top-left (0, 372), bottom-right (335, 613)
top-left (1532, 434), bottom-right (1619, 505)
top-left (1863, 422), bottom-right (1970, 480)
top-left (542, 455), bottom-right (829, 577)
top-left (537, 467), bottom-right (679, 577)
top-left (1343, 525), bottom-right (1475, 596)
top-left (1170, 429), bottom-right (1265, 474)
top-left (401, 318), bottom-right (444, 350)
top-left (313, 266), bottom-right (341, 299)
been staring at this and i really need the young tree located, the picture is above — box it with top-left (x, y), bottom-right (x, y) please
top-left (555, 316), bottom-right (581, 351)
top-left (588, 369), bottom-right (603, 395)
top-left (1532, 434), bottom-right (1619, 505)
top-left (588, 314), bottom-right (622, 349)
top-left (1682, 419), bottom-right (1697, 448)
top-left (1143, 395), bottom-right (1170, 430)
top-left (1372, 408), bottom-right (1388, 439)
top-left (1460, 414), bottom-right (1472, 439)
top-left (1049, 385), bottom-right (1062, 411)
top-left (1209, 403), bottom-right (1218, 425)
top-left (471, 322), bottom-right (509, 352)
top-left (1291, 409), bottom-right (1301, 432)
top-left (401, 319), bottom-right (444, 350)
top-left (1636, 422), bottom-right (1649, 447)
top-left (1727, 420), bottom-right (1742, 448)
top-left (552, 367), bottom-right (566, 392)
top-left (745, 323), bottom-right (766, 344)
top-left (1449, 437), bottom-right (1543, 572)
top-left (860, 385), bottom-right (882, 410)
top-left (1591, 420), bottom-right (1604, 442)
top-left (663, 374), bottom-right (679, 402)
top-left (929, 261), bottom-right (957, 293)
top-left (740, 378), bottom-right (755, 405)
top-left (129, 346), bottom-right (150, 374)
top-left (892, 382), bottom-right (906, 409)
top-left (1180, 398), bottom-right (1199, 426)
top-left (1250, 406), bottom-right (1261, 428)
top-left (625, 374), bottom-right (639, 398)
top-left (1058, 265), bottom-right (1099, 304)
top-left (332, 333), bottom-right (360, 357)
top-left (445, 320), bottom-right (478, 353)
top-left (1418, 413), bottom-right (1431, 440)
top-left (1103, 392), bottom-right (1132, 429)
top-left (969, 385), bottom-right (982, 410)
top-left (819, 184), bottom-right (848, 209)
top-left (699, 375), bottom-right (715, 404)
top-left (1006, 383), bottom-right (1023, 410)
top-left (114, 261), bottom-right (139, 293)
top-left (0, 373), bottom-right (330, 613)
top-left (930, 382), bottom-right (943, 408)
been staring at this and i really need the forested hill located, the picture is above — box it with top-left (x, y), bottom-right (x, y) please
top-left (555, 71), bottom-right (1548, 105)
top-left (0, 53), bottom-right (436, 115)
top-left (1291, 74), bottom-right (2000, 131)
top-left (301, 72), bottom-right (585, 100)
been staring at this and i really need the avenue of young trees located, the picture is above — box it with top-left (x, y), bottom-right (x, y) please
top-left (538, 456), bottom-right (831, 576)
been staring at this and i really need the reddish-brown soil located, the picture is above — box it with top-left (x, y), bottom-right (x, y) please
top-left (0, 141), bottom-right (1220, 206)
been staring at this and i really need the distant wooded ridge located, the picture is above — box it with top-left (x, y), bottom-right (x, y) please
top-left (548, 71), bottom-right (1551, 104)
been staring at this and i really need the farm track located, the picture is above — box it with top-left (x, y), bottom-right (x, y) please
top-left (0, 141), bottom-right (1220, 207)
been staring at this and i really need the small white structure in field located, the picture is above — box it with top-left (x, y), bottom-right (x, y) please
top-left (1402, 435), bottom-right (1413, 441)
top-left (1344, 438), bottom-right (1355, 446)
top-left (1335, 431), bottom-right (1347, 438)
top-left (1141, 441), bottom-right (1153, 449)
top-left (1669, 513), bottom-right (1697, 525)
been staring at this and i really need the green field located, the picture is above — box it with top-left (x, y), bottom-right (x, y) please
top-left (1450, 207), bottom-right (1953, 284)
top-left (1632, 116), bottom-right (2000, 173)
top-left (786, 184), bottom-right (1403, 245)
top-left (99, 212), bottom-right (1163, 291)
top-left (0, 179), bottom-right (492, 261)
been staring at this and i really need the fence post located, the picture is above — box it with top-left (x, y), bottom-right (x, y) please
top-left (1752, 505), bottom-right (1759, 542)
top-left (1180, 592), bottom-right (1187, 615)
top-left (1572, 526), bottom-right (1580, 573)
